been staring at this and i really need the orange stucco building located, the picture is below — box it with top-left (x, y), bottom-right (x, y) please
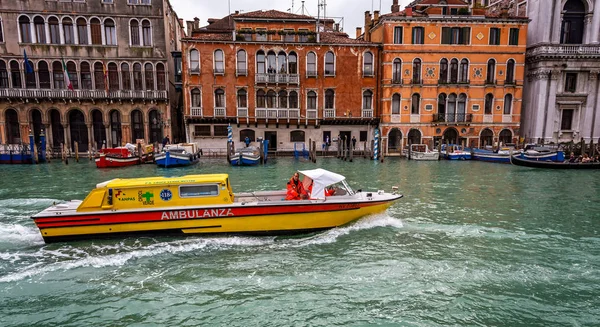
top-left (181, 11), bottom-right (380, 152)
top-left (367, 0), bottom-right (528, 153)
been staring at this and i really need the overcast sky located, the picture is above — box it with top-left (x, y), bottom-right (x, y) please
top-left (170, 0), bottom-right (413, 37)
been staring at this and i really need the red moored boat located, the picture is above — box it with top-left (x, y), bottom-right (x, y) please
top-left (95, 147), bottom-right (153, 168)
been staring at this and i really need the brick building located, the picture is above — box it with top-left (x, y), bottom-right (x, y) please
top-left (182, 10), bottom-right (380, 153)
top-left (365, 0), bottom-right (528, 153)
top-left (0, 0), bottom-right (185, 153)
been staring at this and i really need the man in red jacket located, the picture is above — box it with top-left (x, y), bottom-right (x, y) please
top-left (286, 172), bottom-right (308, 200)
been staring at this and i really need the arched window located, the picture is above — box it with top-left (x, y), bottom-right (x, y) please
top-left (142, 20), bottom-right (152, 46)
top-left (325, 89), bottom-right (335, 109)
top-left (237, 89), bottom-right (247, 108)
top-left (266, 90), bottom-right (276, 108)
top-left (307, 52), bottom-right (317, 76)
top-left (133, 63), bottom-right (143, 90)
top-left (215, 88), bottom-right (225, 108)
top-left (363, 52), bottom-right (373, 76)
top-left (77, 18), bottom-right (88, 45)
top-left (10, 61), bottom-right (22, 88)
top-left (413, 58), bottom-right (421, 84)
top-left (121, 63), bottom-right (131, 90)
top-left (131, 110), bottom-right (144, 141)
top-left (38, 61), bottom-right (50, 89)
top-left (561, 0), bottom-right (586, 44)
top-left (480, 129), bottom-right (493, 147)
top-left (460, 59), bottom-right (469, 83)
top-left (214, 50), bottom-right (224, 74)
top-left (411, 93), bottom-right (420, 114)
top-left (108, 62), bottom-right (118, 90)
top-left (25, 61), bottom-right (36, 88)
top-left (278, 90), bottom-right (288, 108)
top-left (447, 93), bottom-right (457, 121)
top-left (49, 17), bottom-right (60, 44)
top-left (277, 51), bottom-right (287, 73)
top-left (90, 18), bottom-right (102, 45)
top-left (289, 91), bottom-right (298, 108)
top-left (237, 50), bottom-right (247, 75)
top-left (63, 18), bottom-right (74, 44)
top-left (67, 61), bottom-right (78, 89)
top-left (5, 109), bottom-right (20, 144)
top-left (450, 59), bottom-right (459, 83)
top-left (256, 90), bottom-right (266, 108)
top-left (503, 93), bottom-right (513, 114)
top-left (256, 50), bottom-right (266, 74)
top-left (392, 93), bottom-right (401, 114)
top-left (393, 58), bottom-right (402, 83)
top-left (484, 93), bottom-right (494, 115)
top-left (34, 16), bottom-right (46, 43)
top-left (499, 129), bottom-right (512, 145)
top-left (94, 62), bottom-right (105, 90)
top-left (156, 63), bottom-right (165, 90)
top-left (486, 59), bottom-right (496, 84)
top-left (363, 90), bottom-right (373, 110)
top-left (307, 91), bottom-right (317, 110)
top-left (110, 110), bottom-right (122, 147)
top-left (325, 51), bottom-right (335, 75)
top-left (506, 59), bottom-right (515, 84)
top-left (189, 49), bottom-right (199, 73)
top-left (267, 51), bottom-right (276, 72)
top-left (438, 93), bottom-right (447, 121)
top-left (289, 52), bottom-right (298, 74)
top-left (130, 19), bottom-right (140, 45)
top-left (0, 61), bottom-right (8, 88)
top-left (191, 88), bottom-right (201, 107)
top-left (408, 129), bottom-right (422, 145)
top-left (439, 58), bottom-right (448, 83)
top-left (457, 93), bottom-right (467, 121)
top-left (104, 19), bottom-right (117, 45)
top-left (53, 61), bottom-right (64, 89)
top-left (19, 16), bottom-right (31, 43)
top-left (80, 62), bottom-right (92, 89)
top-left (144, 63), bottom-right (154, 90)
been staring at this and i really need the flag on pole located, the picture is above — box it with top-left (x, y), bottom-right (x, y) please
top-left (102, 62), bottom-right (108, 92)
top-left (62, 58), bottom-right (74, 91)
top-left (23, 50), bottom-right (34, 74)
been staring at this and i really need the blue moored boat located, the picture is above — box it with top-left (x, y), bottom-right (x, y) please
top-left (155, 143), bottom-right (201, 168)
top-left (230, 146), bottom-right (261, 166)
top-left (440, 144), bottom-right (471, 160)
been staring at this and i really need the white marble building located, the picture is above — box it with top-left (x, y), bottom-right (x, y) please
top-left (521, 0), bottom-right (600, 144)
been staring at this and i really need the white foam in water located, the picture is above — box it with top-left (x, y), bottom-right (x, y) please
top-left (0, 223), bottom-right (45, 246)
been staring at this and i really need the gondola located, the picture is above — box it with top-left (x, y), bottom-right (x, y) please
top-left (510, 154), bottom-right (600, 169)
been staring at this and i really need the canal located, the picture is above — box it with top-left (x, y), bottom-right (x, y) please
top-left (0, 158), bottom-right (598, 326)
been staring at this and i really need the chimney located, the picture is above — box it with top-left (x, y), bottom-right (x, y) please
top-left (334, 23), bottom-right (340, 32)
top-left (194, 17), bottom-right (200, 29)
top-left (356, 27), bottom-right (362, 39)
top-left (364, 11), bottom-right (372, 29)
top-left (391, 0), bottom-right (400, 13)
top-left (406, 7), bottom-right (413, 17)
top-left (374, 10), bottom-right (380, 24)
top-left (186, 20), bottom-right (194, 33)
top-left (235, 10), bottom-right (239, 15)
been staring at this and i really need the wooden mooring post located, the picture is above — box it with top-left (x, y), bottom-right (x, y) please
top-left (312, 140), bottom-right (317, 163)
top-left (74, 142), bottom-right (79, 162)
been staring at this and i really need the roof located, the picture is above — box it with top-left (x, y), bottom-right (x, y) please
top-left (97, 174), bottom-right (230, 189)
top-left (299, 168), bottom-right (345, 200)
top-left (234, 10), bottom-right (314, 21)
top-left (319, 32), bottom-right (373, 44)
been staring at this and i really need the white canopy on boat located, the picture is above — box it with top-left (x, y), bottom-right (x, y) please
top-left (299, 168), bottom-right (345, 200)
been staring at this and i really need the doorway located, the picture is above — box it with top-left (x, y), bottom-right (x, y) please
top-left (264, 131), bottom-right (277, 151)
top-left (339, 131), bottom-right (351, 149)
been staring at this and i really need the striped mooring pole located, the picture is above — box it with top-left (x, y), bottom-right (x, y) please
top-left (227, 125), bottom-right (233, 144)
top-left (373, 128), bottom-right (379, 160)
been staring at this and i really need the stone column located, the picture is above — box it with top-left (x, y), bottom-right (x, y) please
top-left (64, 124), bottom-right (71, 151)
top-left (550, 2), bottom-right (563, 43)
top-left (59, 21), bottom-right (65, 44)
top-left (584, 14), bottom-right (594, 44)
top-left (105, 124), bottom-right (111, 148)
top-left (87, 123), bottom-right (94, 151)
top-left (0, 124), bottom-right (5, 144)
top-left (588, 71), bottom-right (600, 140)
top-left (591, 8), bottom-right (600, 44)
top-left (543, 70), bottom-right (560, 142)
top-left (45, 124), bottom-right (53, 150)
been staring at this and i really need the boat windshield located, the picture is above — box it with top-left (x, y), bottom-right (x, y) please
top-left (340, 180), bottom-right (354, 196)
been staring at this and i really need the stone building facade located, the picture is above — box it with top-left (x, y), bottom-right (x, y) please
top-left (367, 0), bottom-right (528, 153)
top-left (0, 0), bottom-right (184, 153)
top-left (181, 10), bottom-right (380, 153)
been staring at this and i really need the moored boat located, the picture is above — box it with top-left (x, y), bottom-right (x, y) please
top-left (230, 146), bottom-right (261, 166)
top-left (510, 154), bottom-right (600, 169)
top-left (409, 144), bottom-right (439, 161)
top-left (155, 143), bottom-right (201, 168)
top-left (95, 144), bottom-right (154, 168)
top-left (440, 144), bottom-right (471, 160)
top-left (31, 169), bottom-right (402, 243)
top-left (471, 147), bottom-right (519, 163)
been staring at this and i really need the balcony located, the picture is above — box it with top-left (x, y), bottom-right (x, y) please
top-left (432, 113), bottom-right (472, 123)
top-left (307, 109), bottom-right (318, 119)
top-left (324, 109), bottom-right (335, 118)
top-left (0, 88), bottom-right (168, 101)
top-left (362, 110), bottom-right (373, 118)
top-left (237, 108), bottom-right (248, 117)
top-left (527, 44), bottom-right (600, 59)
top-left (255, 73), bottom-right (299, 84)
top-left (214, 107), bottom-right (226, 117)
top-left (191, 107), bottom-right (203, 117)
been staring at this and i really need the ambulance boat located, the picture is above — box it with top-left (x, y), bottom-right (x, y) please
top-left (32, 169), bottom-right (402, 243)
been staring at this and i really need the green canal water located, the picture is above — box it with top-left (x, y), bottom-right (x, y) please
top-left (0, 158), bottom-right (599, 326)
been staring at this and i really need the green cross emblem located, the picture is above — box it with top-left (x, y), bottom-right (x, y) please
top-left (142, 191), bottom-right (154, 203)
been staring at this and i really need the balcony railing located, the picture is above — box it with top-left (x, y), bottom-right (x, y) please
top-left (527, 44), bottom-right (600, 57)
top-left (362, 110), bottom-right (373, 118)
top-left (256, 108), bottom-right (266, 118)
top-left (307, 109), bottom-right (318, 119)
top-left (432, 113), bottom-right (473, 123)
top-left (0, 88), bottom-right (167, 101)
top-left (237, 108), bottom-right (248, 117)
top-left (255, 73), bottom-right (299, 84)
top-left (289, 109), bottom-right (300, 119)
top-left (214, 107), bottom-right (226, 117)
top-left (324, 109), bottom-right (335, 118)
top-left (191, 107), bottom-right (203, 117)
